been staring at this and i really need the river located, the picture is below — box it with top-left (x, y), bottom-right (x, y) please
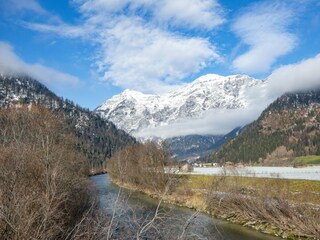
top-left (90, 174), bottom-right (281, 240)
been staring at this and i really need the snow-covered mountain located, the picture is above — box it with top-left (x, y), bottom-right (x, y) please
top-left (95, 74), bottom-right (264, 137)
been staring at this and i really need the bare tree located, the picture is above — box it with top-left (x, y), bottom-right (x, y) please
top-left (0, 106), bottom-right (94, 240)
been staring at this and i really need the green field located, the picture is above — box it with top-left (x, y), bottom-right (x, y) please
top-left (294, 155), bottom-right (320, 166)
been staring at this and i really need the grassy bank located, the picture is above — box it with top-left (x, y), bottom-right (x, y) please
top-left (181, 175), bottom-right (320, 239)
top-left (294, 155), bottom-right (320, 166)
top-left (182, 174), bottom-right (320, 205)
top-left (110, 174), bottom-right (320, 240)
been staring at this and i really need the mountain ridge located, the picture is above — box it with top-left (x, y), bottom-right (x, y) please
top-left (211, 88), bottom-right (320, 165)
top-left (95, 74), bottom-right (264, 137)
top-left (0, 73), bottom-right (136, 166)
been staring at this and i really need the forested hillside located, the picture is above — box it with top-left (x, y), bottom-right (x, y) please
top-left (0, 74), bottom-right (135, 167)
top-left (212, 89), bottom-right (320, 165)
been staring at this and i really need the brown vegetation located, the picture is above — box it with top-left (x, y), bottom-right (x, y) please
top-left (205, 174), bottom-right (320, 239)
top-left (107, 142), bottom-right (177, 194)
top-left (107, 142), bottom-right (191, 239)
top-left (108, 141), bottom-right (320, 239)
top-left (0, 106), bottom-right (96, 239)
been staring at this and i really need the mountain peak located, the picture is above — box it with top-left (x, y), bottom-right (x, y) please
top-left (120, 89), bottom-right (157, 100)
top-left (122, 89), bottom-right (143, 95)
top-left (192, 74), bottom-right (253, 84)
top-left (192, 74), bottom-right (223, 83)
top-left (95, 73), bottom-right (263, 137)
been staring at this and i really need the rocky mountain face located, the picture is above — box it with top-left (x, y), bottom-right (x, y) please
top-left (95, 74), bottom-right (263, 135)
top-left (212, 89), bottom-right (320, 165)
top-left (95, 74), bottom-right (263, 160)
top-left (0, 73), bottom-right (135, 166)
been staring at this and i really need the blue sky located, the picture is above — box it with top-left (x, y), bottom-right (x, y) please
top-left (0, 0), bottom-right (319, 109)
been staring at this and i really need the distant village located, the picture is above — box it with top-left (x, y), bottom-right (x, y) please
top-left (179, 161), bottom-right (245, 172)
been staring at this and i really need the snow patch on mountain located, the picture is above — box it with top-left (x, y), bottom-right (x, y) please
top-left (96, 74), bottom-right (265, 138)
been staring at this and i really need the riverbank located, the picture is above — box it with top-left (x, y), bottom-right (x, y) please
top-left (93, 174), bottom-right (281, 240)
top-left (110, 175), bottom-right (320, 240)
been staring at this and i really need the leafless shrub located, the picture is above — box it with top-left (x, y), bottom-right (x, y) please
top-left (108, 141), bottom-right (177, 195)
top-left (205, 173), bottom-right (320, 239)
top-left (0, 106), bottom-right (95, 240)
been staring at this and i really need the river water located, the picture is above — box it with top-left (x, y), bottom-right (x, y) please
top-left (91, 174), bottom-right (280, 240)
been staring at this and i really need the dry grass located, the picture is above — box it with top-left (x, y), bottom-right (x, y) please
top-left (175, 174), bottom-right (320, 239)
top-left (182, 175), bottom-right (320, 205)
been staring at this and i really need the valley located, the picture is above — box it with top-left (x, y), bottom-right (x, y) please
top-left (96, 74), bottom-right (264, 160)
top-left (1, 1), bottom-right (320, 238)
top-left (1, 71), bottom-right (320, 240)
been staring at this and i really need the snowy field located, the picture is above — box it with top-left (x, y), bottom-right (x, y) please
top-left (190, 167), bottom-right (320, 181)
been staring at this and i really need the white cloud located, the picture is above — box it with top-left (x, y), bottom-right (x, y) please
top-left (232, 1), bottom-right (296, 74)
top-left (23, 22), bottom-right (87, 38)
top-left (0, 42), bottom-right (80, 88)
top-left (267, 54), bottom-right (320, 99)
top-left (135, 105), bottom-right (263, 138)
top-left (99, 18), bottom-right (219, 93)
top-left (23, 0), bottom-right (223, 93)
top-left (75, 0), bottom-right (225, 30)
top-left (75, 0), bottom-right (129, 14)
top-left (154, 0), bottom-right (225, 29)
